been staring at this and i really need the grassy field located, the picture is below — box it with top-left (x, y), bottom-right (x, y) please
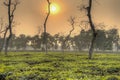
top-left (0, 52), bottom-right (120, 80)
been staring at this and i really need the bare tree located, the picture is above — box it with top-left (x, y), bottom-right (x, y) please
top-left (67, 16), bottom-right (76, 38)
top-left (79, 0), bottom-right (97, 59)
top-left (62, 16), bottom-right (76, 52)
top-left (86, 0), bottom-right (97, 59)
top-left (0, 19), bottom-right (18, 52)
top-left (37, 26), bottom-right (43, 36)
top-left (43, 0), bottom-right (51, 54)
top-left (0, 27), bottom-right (9, 52)
top-left (4, 0), bottom-right (19, 55)
top-left (0, 18), bottom-right (8, 52)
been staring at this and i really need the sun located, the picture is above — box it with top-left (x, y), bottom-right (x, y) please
top-left (50, 4), bottom-right (60, 14)
top-left (51, 5), bottom-right (57, 12)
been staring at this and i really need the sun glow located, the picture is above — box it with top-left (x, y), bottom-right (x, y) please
top-left (50, 3), bottom-right (60, 14)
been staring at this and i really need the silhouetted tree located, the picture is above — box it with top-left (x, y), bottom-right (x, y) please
top-left (105, 29), bottom-right (119, 51)
top-left (4, 0), bottom-right (19, 55)
top-left (15, 34), bottom-right (28, 50)
top-left (0, 18), bottom-right (4, 51)
top-left (95, 30), bottom-right (106, 51)
top-left (80, 0), bottom-right (97, 59)
top-left (62, 16), bottom-right (76, 52)
top-left (0, 18), bottom-right (8, 52)
top-left (73, 30), bottom-right (92, 51)
top-left (31, 35), bottom-right (41, 50)
top-left (58, 35), bottom-right (66, 52)
top-left (9, 34), bottom-right (16, 50)
top-left (43, 0), bottom-right (51, 53)
top-left (87, 0), bottom-right (97, 59)
top-left (53, 33), bottom-right (60, 50)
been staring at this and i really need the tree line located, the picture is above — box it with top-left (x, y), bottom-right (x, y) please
top-left (0, 0), bottom-right (119, 59)
top-left (0, 28), bottom-right (119, 52)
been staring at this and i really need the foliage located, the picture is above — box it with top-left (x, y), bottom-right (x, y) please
top-left (0, 28), bottom-right (119, 51)
top-left (0, 52), bottom-right (120, 80)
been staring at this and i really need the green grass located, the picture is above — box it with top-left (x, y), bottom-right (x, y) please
top-left (0, 52), bottom-right (120, 80)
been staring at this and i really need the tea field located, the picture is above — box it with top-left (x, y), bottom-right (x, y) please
top-left (0, 52), bottom-right (120, 80)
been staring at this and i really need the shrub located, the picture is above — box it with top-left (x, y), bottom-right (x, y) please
top-left (106, 76), bottom-right (119, 80)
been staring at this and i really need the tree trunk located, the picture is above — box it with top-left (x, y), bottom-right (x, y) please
top-left (4, 0), bottom-right (12, 55)
top-left (5, 32), bottom-right (12, 55)
top-left (62, 17), bottom-right (75, 53)
top-left (0, 28), bottom-right (8, 52)
top-left (87, 0), bottom-right (97, 59)
top-left (89, 33), bottom-right (96, 59)
top-left (43, 0), bottom-right (50, 54)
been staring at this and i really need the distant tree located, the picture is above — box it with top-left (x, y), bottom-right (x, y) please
top-left (73, 35), bottom-right (80, 51)
top-left (9, 34), bottom-right (16, 50)
top-left (47, 33), bottom-right (54, 50)
top-left (31, 35), bottom-right (41, 50)
top-left (110, 29), bottom-right (119, 51)
top-left (41, 32), bottom-right (45, 51)
top-left (41, 32), bottom-right (55, 51)
top-left (95, 30), bottom-right (106, 51)
top-left (53, 33), bottom-right (60, 50)
top-left (15, 34), bottom-right (28, 50)
top-left (58, 35), bottom-right (67, 52)
top-left (73, 29), bottom-right (92, 51)
top-left (69, 37), bottom-right (75, 51)
top-left (81, 30), bottom-right (92, 49)
top-left (4, 0), bottom-right (20, 55)
top-left (105, 29), bottom-right (119, 51)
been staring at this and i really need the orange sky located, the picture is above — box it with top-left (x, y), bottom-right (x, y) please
top-left (0, 0), bottom-right (120, 36)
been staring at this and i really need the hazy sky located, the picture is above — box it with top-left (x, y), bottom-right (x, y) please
top-left (0, 0), bottom-right (120, 36)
